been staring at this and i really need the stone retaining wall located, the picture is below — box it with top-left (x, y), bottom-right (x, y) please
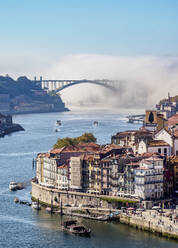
top-left (32, 182), bottom-right (107, 208)
top-left (31, 182), bottom-right (138, 209)
top-left (119, 214), bottom-right (178, 241)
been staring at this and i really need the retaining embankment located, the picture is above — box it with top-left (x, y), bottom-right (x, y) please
top-left (119, 214), bottom-right (178, 241)
top-left (31, 182), bottom-right (138, 209)
top-left (31, 182), bottom-right (178, 241)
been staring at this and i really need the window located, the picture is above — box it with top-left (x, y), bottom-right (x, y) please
top-left (176, 151), bottom-right (178, 156)
top-left (164, 148), bottom-right (167, 155)
top-left (158, 148), bottom-right (161, 154)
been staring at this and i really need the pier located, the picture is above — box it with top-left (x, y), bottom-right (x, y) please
top-left (126, 114), bottom-right (145, 124)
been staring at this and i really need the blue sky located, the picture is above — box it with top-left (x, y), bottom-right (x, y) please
top-left (0, 0), bottom-right (178, 77)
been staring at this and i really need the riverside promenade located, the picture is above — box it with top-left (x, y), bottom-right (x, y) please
top-left (32, 182), bottom-right (178, 240)
top-left (120, 209), bottom-right (178, 240)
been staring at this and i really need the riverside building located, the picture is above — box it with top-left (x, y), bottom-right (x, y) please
top-left (135, 155), bottom-right (164, 200)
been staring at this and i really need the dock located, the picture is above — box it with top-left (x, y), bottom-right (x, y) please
top-left (126, 114), bottom-right (145, 124)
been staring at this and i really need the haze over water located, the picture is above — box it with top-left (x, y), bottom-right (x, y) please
top-left (0, 111), bottom-right (177, 248)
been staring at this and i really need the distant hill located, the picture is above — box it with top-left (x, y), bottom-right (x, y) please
top-left (0, 75), bottom-right (69, 114)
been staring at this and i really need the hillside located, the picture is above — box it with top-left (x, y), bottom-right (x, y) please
top-left (0, 75), bottom-right (69, 114)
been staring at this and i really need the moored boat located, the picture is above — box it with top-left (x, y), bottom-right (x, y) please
top-left (14, 197), bottom-right (19, 203)
top-left (62, 220), bottom-right (91, 237)
top-left (31, 201), bottom-right (41, 210)
top-left (9, 182), bottom-right (18, 191)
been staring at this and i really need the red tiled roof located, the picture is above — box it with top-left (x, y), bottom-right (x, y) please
top-left (148, 140), bottom-right (169, 147)
top-left (168, 114), bottom-right (178, 127)
top-left (173, 130), bottom-right (178, 138)
top-left (58, 164), bottom-right (68, 169)
top-left (100, 144), bottom-right (122, 153)
top-left (37, 153), bottom-right (50, 158)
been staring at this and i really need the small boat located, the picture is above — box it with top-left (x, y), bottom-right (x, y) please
top-left (56, 120), bottom-right (61, 126)
top-left (31, 201), bottom-right (41, 210)
top-left (46, 207), bottom-right (55, 213)
top-left (19, 199), bottom-right (28, 205)
top-left (62, 220), bottom-right (91, 237)
top-left (14, 197), bottom-right (19, 203)
top-left (55, 129), bottom-right (59, 132)
top-left (9, 182), bottom-right (18, 191)
top-left (93, 121), bottom-right (98, 126)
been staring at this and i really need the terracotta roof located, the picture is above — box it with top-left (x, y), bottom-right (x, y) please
top-left (50, 147), bottom-right (65, 154)
top-left (140, 159), bottom-right (153, 165)
top-left (146, 155), bottom-right (163, 161)
top-left (37, 153), bottom-right (50, 158)
top-left (58, 164), bottom-right (68, 169)
top-left (100, 144), bottom-right (122, 153)
top-left (136, 167), bottom-right (150, 170)
top-left (113, 130), bottom-right (136, 137)
top-left (126, 162), bottom-right (140, 166)
top-left (168, 114), bottom-right (178, 127)
top-left (148, 140), bottom-right (169, 147)
top-left (173, 130), bottom-right (178, 138)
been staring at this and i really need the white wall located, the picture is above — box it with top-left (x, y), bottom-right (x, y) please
top-left (174, 139), bottom-right (178, 155)
top-left (138, 140), bottom-right (147, 154)
top-left (155, 129), bottom-right (173, 148)
top-left (148, 145), bottom-right (171, 156)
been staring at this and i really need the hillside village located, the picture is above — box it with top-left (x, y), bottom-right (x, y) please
top-left (35, 95), bottom-right (178, 208)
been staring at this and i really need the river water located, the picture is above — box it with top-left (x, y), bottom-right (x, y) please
top-left (0, 111), bottom-right (177, 248)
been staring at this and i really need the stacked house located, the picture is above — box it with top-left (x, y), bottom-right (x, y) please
top-left (35, 107), bottom-right (178, 201)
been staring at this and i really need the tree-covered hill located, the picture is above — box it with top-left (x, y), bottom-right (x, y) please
top-left (0, 75), bottom-right (69, 114)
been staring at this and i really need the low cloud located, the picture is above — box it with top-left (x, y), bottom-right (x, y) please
top-left (46, 54), bottom-right (178, 109)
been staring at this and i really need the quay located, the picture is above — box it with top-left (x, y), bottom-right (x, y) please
top-left (31, 182), bottom-right (178, 241)
top-left (126, 114), bottom-right (145, 123)
top-left (119, 210), bottom-right (178, 241)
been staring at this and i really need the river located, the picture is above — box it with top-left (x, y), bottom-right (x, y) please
top-left (0, 111), bottom-right (177, 248)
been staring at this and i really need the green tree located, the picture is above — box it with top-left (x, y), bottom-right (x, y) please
top-left (53, 133), bottom-right (97, 149)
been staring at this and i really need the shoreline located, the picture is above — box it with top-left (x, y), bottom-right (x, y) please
top-left (10, 108), bottom-right (70, 116)
top-left (0, 123), bottom-right (24, 137)
top-left (31, 182), bottom-right (178, 241)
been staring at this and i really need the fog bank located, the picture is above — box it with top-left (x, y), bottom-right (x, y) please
top-left (46, 54), bottom-right (178, 109)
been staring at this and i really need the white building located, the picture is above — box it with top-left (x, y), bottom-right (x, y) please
top-left (155, 128), bottom-right (178, 155)
top-left (135, 155), bottom-right (164, 200)
top-left (138, 139), bottom-right (171, 156)
top-left (70, 157), bottom-right (83, 191)
top-left (57, 164), bottom-right (69, 190)
top-left (36, 153), bottom-right (60, 188)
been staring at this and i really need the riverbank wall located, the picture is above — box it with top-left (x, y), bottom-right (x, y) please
top-left (31, 182), bottom-right (178, 241)
top-left (119, 214), bottom-right (178, 241)
top-left (31, 182), bottom-right (138, 209)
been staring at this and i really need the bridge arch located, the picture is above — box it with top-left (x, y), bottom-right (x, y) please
top-left (55, 80), bottom-right (116, 93)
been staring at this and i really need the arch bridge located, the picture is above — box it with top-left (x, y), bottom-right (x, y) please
top-left (40, 79), bottom-right (118, 92)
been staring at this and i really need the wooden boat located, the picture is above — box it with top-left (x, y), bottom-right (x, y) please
top-left (62, 220), bottom-right (91, 237)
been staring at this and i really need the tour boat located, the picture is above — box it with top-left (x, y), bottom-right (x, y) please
top-left (9, 182), bottom-right (18, 191)
top-left (62, 220), bottom-right (91, 237)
